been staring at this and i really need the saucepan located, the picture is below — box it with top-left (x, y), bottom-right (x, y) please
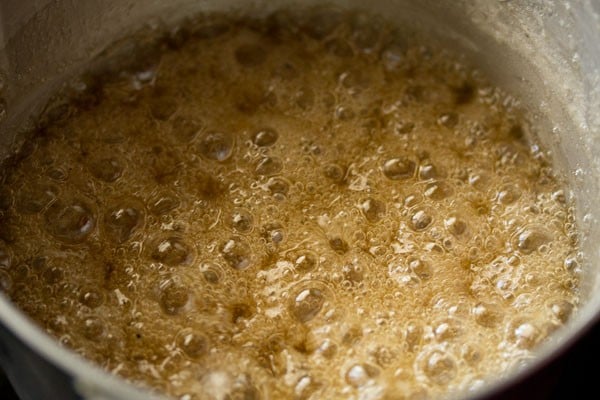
top-left (0, 1), bottom-right (599, 399)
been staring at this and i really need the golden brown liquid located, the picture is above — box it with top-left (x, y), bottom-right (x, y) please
top-left (0, 10), bottom-right (580, 399)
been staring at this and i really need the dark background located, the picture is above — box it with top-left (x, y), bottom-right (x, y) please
top-left (1, 321), bottom-right (598, 399)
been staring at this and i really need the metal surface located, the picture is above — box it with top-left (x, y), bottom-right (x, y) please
top-left (0, 1), bottom-right (599, 399)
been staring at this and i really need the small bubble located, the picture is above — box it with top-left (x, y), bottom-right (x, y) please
top-left (87, 156), bottom-right (123, 182)
top-left (80, 317), bottom-right (104, 340)
top-left (359, 198), bottom-right (386, 223)
top-left (437, 112), bottom-right (458, 128)
top-left (255, 156), bottom-right (283, 176)
top-left (381, 41), bottom-right (405, 71)
top-left (291, 287), bottom-right (325, 323)
top-left (16, 183), bottom-right (58, 214)
top-left (79, 288), bottom-right (104, 308)
top-left (418, 163), bottom-right (437, 179)
top-left (507, 320), bottom-right (540, 349)
top-left (150, 235), bottom-right (194, 266)
top-left (444, 216), bottom-right (467, 236)
top-left (294, 87), bottom-right (315, 110)
top-left (148, 192), bottom-right (180, 215)
top-left (323, 163), bottom-right (346, 183)
top-left (220, 236), bottom-right (253, 270)
top-left (199, 262), bottom-right (223, 284)
top-left (44, 198), bottom-right (96, 244)
top-left (334, 106), bottom-right (355, 120)
top-left (295, 375), bottom-right (321, 400)
top-left (409, 258), bottom-right (432, 280)
top-left (497, 184), bottom-right (521, 205)
top-left (0, 269), bottom-right (12, 293)
top-left (104, 199), bottom-right (145, 243)
top-left (550, 300), bottom-right (573, 323)
top-left (158, 280), bottom-right (189, 315)
top-left (424, 180), bottom-right (452, 200)
top-left (230, 208), bottom-right (253, 233)
top-left (261, 222), bottom-right (285, 245)
top-left (514, 227), bottom-right (550, 254)
top-left (235, 43), bottom-right (267, 66)
top-left (345, 363), bottom-right (379, 388)
top-left (410, 209), bottom-right (432, 231)
top-left (176, 329), bottom-right (209, 358)
top-left (266, 177), bottom-right (290, 197)
top-left (383, 157), bottom-right (416, 180)
top-left (329, 236), bottom-right (349, 254)
top-left (416, 347), bottom-right (457, 385)
top-left (170, 116), bottom-right (201, 143)
top-left (198, 131), bottom-right (234, 161)
top-left (291, 251), bottom-right (319, 273)
top-left (252, 128), bottom-right (279, 147)
top-left (472, 303), bottom-right (502, 328)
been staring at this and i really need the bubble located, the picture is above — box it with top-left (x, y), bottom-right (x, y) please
top-left (0, 269), bottom-right (12, 293)
top-left (291, 251), bottom-right (319, 273)
top-left (339, 69), bottom-right (369, 94)
top-left (437, 112), bottom-right (458, 128)
top-left (198, 131), bottom-right (234, 161)
top-left (342, 263), bottom-right (363, 283)
top-left (345, 363), bottom-right (379, 388)
top-left (416, 347), bottom-right (457, 385)
top-left (44, 198), bottom-right (96, 244)
top-left (383, 157), bottom-right (416, 180)
top-left (104, 199), bottom-right (145, 243)
top-left (472, 303), bottom-right (502, 328)
top-left (261, 222), bottom-right (285, 245)
top-left (290, 286), bottom-right (325, 323)
top-left (86, 156), bottom-right (124, 182)
top-left (418, 163), bottom-right (438, 180)
top-left (295, 375), bottom-right (321, 400)
top-left (514, 227), bottom-right (550, 254)
top-left (176, 329), bottom-right (209, 359)
top-left (410, 209), bottom-right (432, 231)
top-left (329, 236), bottom-right (349, 255)
top-left (252, 128), bottom-right (279, 147)
top-left (77, 317), bottom-right (103, 340)
top-left (230, 208), bottom-right (254, 233)
top-left (79, 288), bottom-right (104, 308)
top-left (497, 184), bottom-right (521, 205)
top-left (549, 300), bottom-right (573, 323)
top-left (359, 198), bottom-right (386, 223)
top-left (444, 216), bottom-right (467, 237)
top-left (0, 245), bottom-right (11, 269)
top-left (317, 339), bottom-right (338, 358)
top-left (170, 115), bottom-right (201, 143)
top-left (381, 41), bottom-right (405, 71)
top-left (255, 156), bottom-right (283, 176)
top-left (199, 262), bottom-right (223, 284)
top-left (507, 320), bottom-right (540, 349)
top-left (42, 265), bottom-right (64, 284)
top-left (148, 191), bottom-right (180, 215)
top-left (334, 106), bottom-right (355, 121)
top-left (424, 180), bottom-right (452, 200)
top-left (409, 258), bottom-right (432, 280)
top-left (323, 163), bottom-right (346, 183)
top-left (149, 235), bottom-right (195, 266)
top-left (294, 87), bottom-right (315, 110)
top-left (266, 177), bottom-right (290, 197)
top-left (158, 280), bottom-right (189, 315)
top-left (405, 322), bottom-right (423, 351)
top-left (16, 183), bottom-right (58, 214)
top-left (220, 236), bottom-right (253, 270)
